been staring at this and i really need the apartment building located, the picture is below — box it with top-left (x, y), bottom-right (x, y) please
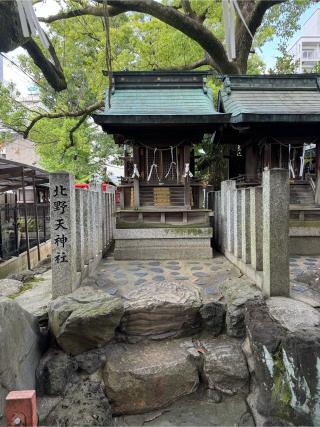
top-left (288, 9), bottom-right (320, 73)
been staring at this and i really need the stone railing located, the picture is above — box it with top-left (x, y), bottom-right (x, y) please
top-left (50, 172), bottom-right (115, 298)
top-left (214, 169), bottom-right (289, 297)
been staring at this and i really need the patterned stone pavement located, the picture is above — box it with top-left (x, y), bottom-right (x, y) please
top-left (87, 253), bottom-right (320, 308)
top-left (290, 255), bottom-right (320, 308)
top-left (88, 253), bottom-right (242, 303)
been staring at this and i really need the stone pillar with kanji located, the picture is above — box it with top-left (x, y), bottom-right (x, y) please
top-left (50, 172), bottom-right (77, 298)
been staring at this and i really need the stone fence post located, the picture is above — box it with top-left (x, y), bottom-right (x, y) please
top-left (50, 172), bottom-right (77, 298)
top-left (50, 176), bottom-right (116, 298)
top-left (215, 169), bottom-right (289, 298)
top-left (262, 169), bottom-right (289, 297)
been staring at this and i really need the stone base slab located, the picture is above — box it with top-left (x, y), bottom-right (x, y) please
top-left (114, 246), bottom-right (213, 260)
top-left (114, 227), bottom-right (213, 260)
top-left (115, 227), bottom-right (213, 240)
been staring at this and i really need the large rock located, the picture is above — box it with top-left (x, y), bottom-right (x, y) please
top-left (8, 270), bottom-right (34, 283)
top-left (48, 286), bottom-right (124, 355)
top-left (36, 349), bottom-right (78, 396)
top-left (0, 278), bottom-right (23, 297)
top-left (201, 336), bottom-right (249, 395)
top-left (219, 278), bottom-right (262, 338)
top-left (119, 281), bottom-right (202, 342)
top-left (46, 379), bottom-right (113, 426)
top-left (0, 297), bottom-right (41, 419)
top-left (199, 301), bottom-right (226, 335)
top-left (102, 339), bottom-right (199, 414)
top-left (245, 297), bottom-right (320, 426)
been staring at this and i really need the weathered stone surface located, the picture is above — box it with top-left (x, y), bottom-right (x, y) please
top-left (102, 339), bottom-right (199, 415)
top-left (48, 286), bottom-right (124, 355)
top-left (199, 301), bottom-right (226, 335)
top-left (245, 297), bottom-right (320, 426)
top-left (201, 336), bottom-right (249, 395)
top-left (36, 349), bottom-right (78, 396)
top-left (119, 281), bottom-right (202, 341)
top-left (296, 269), bottom-right (320, 292)
top-left (74, 347), bottom-right (107, 374)
top-left (46, 379), bottom-right (113, 426)
top-left (0, 297), bottom-right (41, 419)
top-left (114, 389), bottom-right (252, 427)
top-left (219, 278), bottom-right (262, 337)
top-left (8, 270), bottom-right (35, 283)
top-left (0, 278), bottom-right (23, 297)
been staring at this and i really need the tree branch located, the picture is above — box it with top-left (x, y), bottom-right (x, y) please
top-left (235, 0), bottom-right (285, 73)
top-left (159, 56), bottom-right (211, 71)
top-left (23, 100), bottom-right (104, 139)
top-left (22, 39), bottom-right (67, 91)
top-left (40, 0), bottom-right (238, 74)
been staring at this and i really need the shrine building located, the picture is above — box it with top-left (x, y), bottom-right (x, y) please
top-left (93, 71), bottom-right (229, 259)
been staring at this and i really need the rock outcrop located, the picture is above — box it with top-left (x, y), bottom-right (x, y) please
top-left (0, 278), bottom-right (23, 297)
top-left (119, 281), bottom-right (202, 342)
top-left (201, 336), bottom-right (249, 395)
top-left (103, 339), bottom-right (199, 415)
top-left (199, 301), bottom-right (226, 335)
top-left (46, 379), bottom-right (113, 426)
top-left (36, 349), bottom-right (78, 396)
top-left (246, 297), bottom-right (320, 426)
top-left (48, 286), bottom-right (124, 355)
top-left (0, 297), bottom-right (41, 420)
top-left (219, 278), bottom-right (263, 338)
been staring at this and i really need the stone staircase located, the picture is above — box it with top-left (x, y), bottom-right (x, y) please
top-left (290, 181), bottom-right (315, 205)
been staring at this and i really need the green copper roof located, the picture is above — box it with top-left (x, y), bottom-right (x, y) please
top-left (218, 74), bottom-right (320, 123)
top-left (104, 87), bottom-right (216, 116)
top-left (92, 71), bottom-right (229, 132)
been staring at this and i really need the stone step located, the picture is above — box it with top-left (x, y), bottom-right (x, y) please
top-left (102, 335), bottom-right (249, 415)
top-left (114, 246), bottom-right (213, 260)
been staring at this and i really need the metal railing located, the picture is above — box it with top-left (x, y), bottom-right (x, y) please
top-left (0, 203), bottom-right (50, 261)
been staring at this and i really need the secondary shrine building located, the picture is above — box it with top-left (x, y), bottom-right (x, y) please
top-left (93, 71), bottom-right (320, 259)
top-left (93, 71), bottom-right (229, 259)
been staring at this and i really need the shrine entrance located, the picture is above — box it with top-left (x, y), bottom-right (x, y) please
top-left (93, 71), bottom-right (229, 258)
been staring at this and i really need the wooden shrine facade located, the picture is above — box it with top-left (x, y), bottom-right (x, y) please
top-left (216, 74), bottom-right (320, 188)
top-left (93, 71), bottom-right (229, 224)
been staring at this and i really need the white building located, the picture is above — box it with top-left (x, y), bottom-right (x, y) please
top-left (288, 9), bottom-right (320, 73)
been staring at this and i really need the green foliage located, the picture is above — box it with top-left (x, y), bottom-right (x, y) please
top-left (268, 47), bottom-right (299, 74)
top-left (0, 0), bottom-right (313, 181)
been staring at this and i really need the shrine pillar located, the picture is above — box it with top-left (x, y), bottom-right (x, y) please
top-left (133, 145), bottom-right (140, 208)
top-left (316, 140), bottom-right (320, 204)
top-left (50, 172), bottom-right (77, 298)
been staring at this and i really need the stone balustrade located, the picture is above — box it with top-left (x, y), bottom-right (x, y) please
top-left (215, 169), bottom-right (290, 297)
top-left (50, 172), bottom-right (115, 298)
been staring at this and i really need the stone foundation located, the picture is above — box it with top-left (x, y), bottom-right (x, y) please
top-left (114, 227), bottom-right (213, 260)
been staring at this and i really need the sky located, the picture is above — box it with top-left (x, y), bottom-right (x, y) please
top-left (261, 3), bottom-right (320, 70)
top-left (3, 1), bottom-right (320, 93)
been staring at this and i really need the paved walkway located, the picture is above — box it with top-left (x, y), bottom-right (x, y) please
top-left (289, 255), bottom-right (320, 308)
top-left (85, 253), bottom-right (242, 304)
top-left (9, 254), bottom-right (320, 317)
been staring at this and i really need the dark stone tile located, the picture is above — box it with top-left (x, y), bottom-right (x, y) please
top-left (134, 279), bottom-right (146, 286)
top-left (148, 261), bottom-right (161, 266)
top-left (205, 287), bottom-right (217, 295)
top-left (167, 265), bottom-right (181, 271)
top-left (167, 261), bottom-right (180, 265)
top-left (193, 272), bottom-right (209, 278)
top-left (150, 268), bottom-right (164, 273)
top-left (106, 287), bottom-right (118, 295)
top-left (134, 272), bottom-right (148, 277)
top-left (191, 266), bottom-right (203, 271)
top-left (152, 275), bottom-right (166, 282)
top-left (174, 276), bottom-right (189, 281)
top-left (195, 280), bottom-right (208, 286)
top-left (170, 272), bottom-right (180, 276)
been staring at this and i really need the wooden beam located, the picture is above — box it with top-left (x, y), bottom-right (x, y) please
top-left (183, 145), bottom-right (191, 209)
